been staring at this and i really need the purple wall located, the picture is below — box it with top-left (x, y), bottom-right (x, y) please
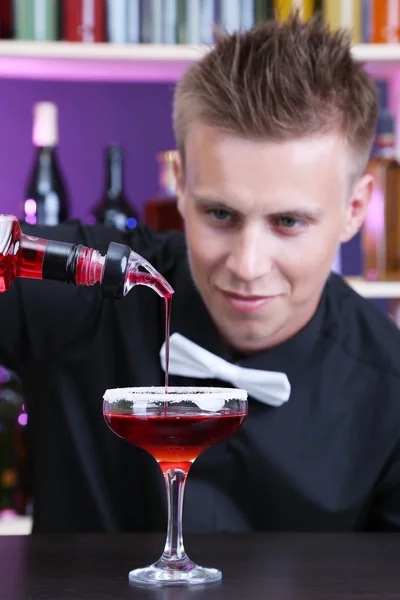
top-left (0, 78), bottom-right (176, 221)
top-left (0, 77), bottom-right (362, 275)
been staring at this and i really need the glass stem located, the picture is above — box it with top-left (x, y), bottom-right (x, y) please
top-left (162, 468), bottom-right (188, 562)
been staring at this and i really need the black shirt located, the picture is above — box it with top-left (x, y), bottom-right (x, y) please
top-left (1, 221), bottom-right (400, 533)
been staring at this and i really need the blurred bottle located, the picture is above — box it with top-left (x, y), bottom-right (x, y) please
top-left (255, 0), bottom-right (274, 23)
top-left (323, 0), bottom-right (362, 43)
top-left (162, 0), bottom-right (178, 44)
top-left (13, 0), bottom-right (59, 41)
top-left (370, 0), bottom-right (400, 43)
top-left (63, 0), bottom-right (106, 42)
top-left (18, 101), bottom-right (70, 517)
top-left (139, 0), bottom-right (178, 44)
top-left (90, 145), bottom-right (138, 232)
top-left (219, 0), bottom-right (240, 33)
top-left (0, 368), bottom-right (26, 518)
top-left (239, 0), bottom-right (255, 31)
top-left (0, 0), bottom-right (13, 39)
top-left (185, 0), bottom-right (201, 44)
top-left (24, 102), bottom-right (70, 226)
top-left (145, 151), bottom-right (183, 232)
top-left (362, 80), bottom-right (400, 281)
top-left (106, 0), bottom-right (140, 44)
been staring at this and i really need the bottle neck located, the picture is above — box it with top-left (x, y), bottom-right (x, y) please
top-left (43, 241), bottom-right (108, 286)
top-left (105, 149), bottom-right (124, 205)
top-left (19, 235), bottom-right (130, 297)
top-left (0, 216), bottom-right (173, 298)
top-left (33, 145), bottom-right (58, 171)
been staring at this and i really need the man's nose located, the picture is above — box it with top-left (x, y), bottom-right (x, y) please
top-left (226, 225), bottom-right (274, 282)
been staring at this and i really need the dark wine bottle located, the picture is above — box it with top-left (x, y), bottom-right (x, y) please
top-left (90, 144), bottom-right (138, 232)
top-left (0, 0), bottom-right (13, 39)
top-left (24, 102), bottom-right (70, 226)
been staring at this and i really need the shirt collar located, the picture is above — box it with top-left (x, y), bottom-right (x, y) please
top-left (170, 256), bottom-right (330, 383)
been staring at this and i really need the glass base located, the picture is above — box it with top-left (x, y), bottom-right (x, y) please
top-left (129, 556), bottom-right (222, 587)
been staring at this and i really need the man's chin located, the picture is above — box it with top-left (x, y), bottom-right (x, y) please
top-left (218, 322), bottom-right (281, 353)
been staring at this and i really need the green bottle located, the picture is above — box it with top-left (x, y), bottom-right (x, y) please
top-left (255, 0), bottom-right (274, 23)
top-left (14, 0), bottom-right (59, 41)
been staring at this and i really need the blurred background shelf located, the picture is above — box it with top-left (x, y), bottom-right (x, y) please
top-left (346, 277), bottom-right (400, 299)
top-left (0, 41), bottom-right (209, 82)
top-left (351, 43), bottom-right (400, 63)
top-left (1, 42), bottom-right (400, 82)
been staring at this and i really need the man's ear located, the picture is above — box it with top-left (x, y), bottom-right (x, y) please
top-left (340, 173), bottom-right (374, 243)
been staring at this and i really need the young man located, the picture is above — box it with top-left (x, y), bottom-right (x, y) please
top-left (1, 14), bottom-right (399, 533)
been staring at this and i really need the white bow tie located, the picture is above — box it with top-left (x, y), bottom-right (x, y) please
top-left (160, 333), bottom-right (291, 407)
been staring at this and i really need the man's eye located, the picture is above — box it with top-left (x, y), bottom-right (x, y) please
top-left (207, 209), bottom-right (232, 222)
top-left (276, 216), bottom-right (302, 228)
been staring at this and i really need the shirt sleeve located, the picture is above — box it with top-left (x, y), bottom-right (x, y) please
top-left (0, 278), bottom-right (26, 373)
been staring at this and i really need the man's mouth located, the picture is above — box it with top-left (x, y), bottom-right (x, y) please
top-left (220, 290), bottom-right (280, 313)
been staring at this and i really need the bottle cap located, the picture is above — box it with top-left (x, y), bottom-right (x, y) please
top-left (101, 242), bottom-right (132, 298)
top-left (32, 102), bottom-right (58, 147)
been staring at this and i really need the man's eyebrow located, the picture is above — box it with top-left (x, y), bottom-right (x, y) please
top-left (268, 209), bottom-right (324, 221)
top-left (191, 194), bottom-right (324, 220)
top-left (191, 193), bottom-right (241, 212)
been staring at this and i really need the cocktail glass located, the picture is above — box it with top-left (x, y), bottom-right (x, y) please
top-left (103, 386), bottom-right (248, 586)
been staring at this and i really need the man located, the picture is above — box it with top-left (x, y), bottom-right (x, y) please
top-left (2, 13), bottom-right (400, 533)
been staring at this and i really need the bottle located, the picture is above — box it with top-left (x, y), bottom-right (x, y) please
top-left (21, 100), bottom-right (70, 518)
top-left (63, 0), bottom-right (106, 43)
top-left (106, 0), bottom-right (140, 44)
top-left (13, 0), bottom-right (59, 41)
top-left (219, 0), bottom-right (240, 34)
top-left (239, 0), bottom-right (255, 31)
top-left (24, 102), bottom-right (69, 227)
top-left (323, 0), bottom-right (362, 44)
top-left (0, 215), bottom-right (173, 299)
top-left (140, 0), bottom-right (162, 43)
top-left (371, 0), bottom-right (400, 43)
top-left (144, 151), bottom-right (184, 232)
top-left (254, 0), bottom-right (274, 23)
top-left (361, 81), bottom-right (400, 281)
top-left (0, 367), bottom-right (23, 518)
top-left (0, 0), bottom-right (13, 39)
top-left (90, 145), bottom-right (138, 232)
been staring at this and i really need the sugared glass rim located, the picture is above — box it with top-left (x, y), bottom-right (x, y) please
top-left (103, 386), bottom-right (248, 403)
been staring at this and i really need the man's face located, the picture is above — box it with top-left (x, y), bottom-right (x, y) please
top-left (175, 123), bottom-right (372, 353)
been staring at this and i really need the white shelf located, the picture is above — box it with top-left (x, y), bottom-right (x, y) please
top-left (0, 41), bottom-right (400, 82)
top-left (0, 41), bottom-right (209, 82)
top-left (346, 277), bottom-right (400, 299)
top-left (351, 43), bottom-right (400, 62)
top-left (0, 40), bottom-right (210, 60)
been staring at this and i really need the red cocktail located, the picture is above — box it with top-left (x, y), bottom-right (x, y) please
top-left (103, 386), bottom-right (248, 586)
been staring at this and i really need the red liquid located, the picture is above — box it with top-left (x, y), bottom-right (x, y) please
top-left (104, 412), bottom-right (246, 472)
top-left (127, 270), bottom-right (173, 394)
top-left (0, 216), bottom-right (47, 292)
top-left (164, 296), bottom-right (172, 392)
